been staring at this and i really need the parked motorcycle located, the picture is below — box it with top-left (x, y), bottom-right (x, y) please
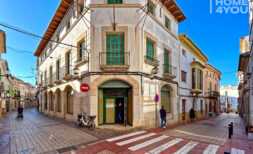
top-left (77, 112), bottom-right (96, 129)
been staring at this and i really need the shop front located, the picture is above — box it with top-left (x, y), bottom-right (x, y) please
top-left (98, 80), bottom-right (133, 126)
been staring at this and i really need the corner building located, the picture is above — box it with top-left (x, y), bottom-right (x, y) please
top-left (35, 0), bottom-right (186, 127)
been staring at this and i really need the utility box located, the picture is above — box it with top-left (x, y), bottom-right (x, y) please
top-left (0, 30), bottom-right (6, 53)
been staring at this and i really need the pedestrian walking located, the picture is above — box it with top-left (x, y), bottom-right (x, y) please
top-left (160, 106), bottom-right (166, 128)
top-left (228, 122), bottom-right (233, 139)
top-left (189, 108), bottom-right (195, 122)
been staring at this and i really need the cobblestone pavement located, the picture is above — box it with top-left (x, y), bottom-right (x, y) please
top-left (75, 113), bottom-right (253, 154)
top-left (1, 108), bottom-right (99, 154)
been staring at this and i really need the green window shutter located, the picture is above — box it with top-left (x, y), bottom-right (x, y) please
top-left (165, 16), bottom-right (171, 30)
top-left (164, 49), bottom-right (170, 73)
top-left (146, 38), bottom-right (154, 61)
top-left (108, 0), bottom-right (122, 4)
top-left (106, 33), bottom-right (124, 65)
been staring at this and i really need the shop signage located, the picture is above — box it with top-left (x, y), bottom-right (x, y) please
top-left (80, 83), bottom-right (89, 92)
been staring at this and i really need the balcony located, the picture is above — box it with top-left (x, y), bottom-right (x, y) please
top-left (205, 91), bottom-right (220, 98)
top-left (145, 55), bottom-right (159, 67)
top-left (75, 51), bottom-right (89, 67)
top-left (99, 52), bottom-right (130, 71)
top-left (163, 64), bottom-right (177, 79)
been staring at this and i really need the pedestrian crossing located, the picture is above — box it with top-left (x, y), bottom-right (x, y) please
top-left (106, 131), bottom-right (246, 154)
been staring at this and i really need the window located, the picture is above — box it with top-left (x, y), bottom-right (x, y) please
top-left (44, 71), bottom-right (47, 86)
top-left (66, 19), bottom-right (71, 31)
top-left (77, 39), bottom-right (86, 62)
top-left (161, 86), bottom-right (171, 113)
top-left (146, 38), bottom-right (155, 61)
top-left (182, 49), bottom-right (186, 57)
top-left (108, 0), bottom-right (122, 4)
top-left (192, 68), bottom-right (196, 89)
top-left (181, 71), bottom-right (187, 82)
top-left (164, 49), bottom-right (171, 73)
top-left (200, 100), bottom-right (203, 113)
top-left (40, 74), bottom-right (43, 85)
top-left (192, 68), bottom-right (203, 90)
top-left (56, 60), bottom-right (60, 80)
top-left (165, 16), bottom-right (171, 31)
top-left (147, 0), bottom-right (156, 15)
top-left (49, 66), bottom-right (53, 84)
top-left (159, 7), bottom-right (162, 17)
top-left (106, 33), bottom-right (125, 65)
top-left (65, 52), bottom-right (71, 75)
top-left (78, 0), bottom-right (84, 15)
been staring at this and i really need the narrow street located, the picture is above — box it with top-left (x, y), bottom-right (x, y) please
top-left (0, 108), bottom-right (252, 154)
top-left (0, 108), bottom-right (128, 154)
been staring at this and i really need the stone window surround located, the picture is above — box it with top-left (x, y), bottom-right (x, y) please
top-left (76, 33), bottom-right (88, 65)
top-left (144, 31), bottom-right (158, 66)
top-left (101, 26), bottom-right (129, 69)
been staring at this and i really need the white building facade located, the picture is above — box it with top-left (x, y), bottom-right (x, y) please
top-left (35, 0), bottom-right (186, 127)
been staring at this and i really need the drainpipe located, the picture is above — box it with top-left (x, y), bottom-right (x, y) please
top-left (177, 42), bottom-right (181, 124)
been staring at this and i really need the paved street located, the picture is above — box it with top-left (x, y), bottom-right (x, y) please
top-left (76, 113), bottom-right (253, 154)
top-left (0, 108), bottom-right (99, 154)
top-left (1, 109), bottom-right (252, 154)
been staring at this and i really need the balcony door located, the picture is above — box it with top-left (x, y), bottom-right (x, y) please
top-left (106, 33), bottom-right (124, 65)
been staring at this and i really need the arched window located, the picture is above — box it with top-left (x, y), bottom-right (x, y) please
top-left (161, 85), bottom-right (171, 113)
top-left (66, 87), bottom-right (73, 114)
top-left (56, 89), bottom-right (61, 112)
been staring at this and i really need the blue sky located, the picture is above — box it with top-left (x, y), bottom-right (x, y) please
top-left (0, 0), bottom-right (249, 86)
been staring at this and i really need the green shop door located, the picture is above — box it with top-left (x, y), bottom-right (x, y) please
top-left (104, 98), bottom-right (116, 124)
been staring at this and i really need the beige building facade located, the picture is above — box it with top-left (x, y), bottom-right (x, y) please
top-left (178, 35), bottom-right (220, 123)
top-left (35, 0), bottom-right (186, 127)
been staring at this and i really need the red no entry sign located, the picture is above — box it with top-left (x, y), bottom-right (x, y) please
top-left (80, 83), bottom-right (89, 92)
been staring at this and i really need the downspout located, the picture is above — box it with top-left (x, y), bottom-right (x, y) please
top-left (177, 42), bottom-right (181, 124)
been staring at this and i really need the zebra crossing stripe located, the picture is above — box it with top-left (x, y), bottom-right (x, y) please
top-left (106, 131), bottom-right (146, 142)
top-left (203, 144), bottom-right (219, 154)
top-left (231, 148), bottom-right (245, 154)
top-left (173, 141), bottom-right (198, 154)
top-left (128, 135), bottom-right (169, 151)
top-left (146, 138), bottom-right (183, 154)
top-left (116, 133), bottom-right (156, 146)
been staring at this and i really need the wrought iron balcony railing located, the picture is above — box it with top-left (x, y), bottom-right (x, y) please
top-left (163, 64), bottom-right (177, 79)
top-left (99, 52), bottom-right (130, 70)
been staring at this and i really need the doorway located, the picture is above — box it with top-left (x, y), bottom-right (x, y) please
top-left (98, 80), bottom-right (132, 126)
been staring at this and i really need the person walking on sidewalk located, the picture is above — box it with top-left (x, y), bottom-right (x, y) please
top-left (160, 106), bottom-right (167, 128)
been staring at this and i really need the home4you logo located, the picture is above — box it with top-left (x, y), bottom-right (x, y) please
top-left (210, 0), bottom-right (249, 14)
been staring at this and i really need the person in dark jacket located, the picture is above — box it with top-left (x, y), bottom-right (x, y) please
top-left (228, 122), bottom-right (234, 139)
top-left (160, 106), bottom-right (167, 128)
top-left (189, 108), bottom-right (195, 122)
